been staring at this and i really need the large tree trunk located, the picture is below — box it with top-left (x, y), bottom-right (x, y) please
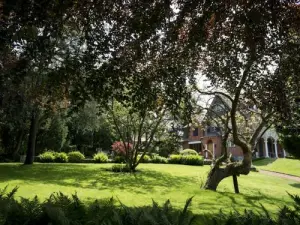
top-left (204, 151), bottom-right (252, 191)
top-left (24, 109), bottom-right (40, 165)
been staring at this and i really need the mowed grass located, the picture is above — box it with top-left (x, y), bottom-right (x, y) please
top-left (253, 158), bottom-right (300, 177)
top-left (0, 163), bottom-right (299, 216)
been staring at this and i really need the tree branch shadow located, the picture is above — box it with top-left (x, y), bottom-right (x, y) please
top-left (0, 163), bottom-right (193, 194)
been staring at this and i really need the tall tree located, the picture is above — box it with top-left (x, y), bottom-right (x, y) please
top-left (183, 1), bottom-right (300, 190)
top-left (108, 100), bottom-right (167, 172)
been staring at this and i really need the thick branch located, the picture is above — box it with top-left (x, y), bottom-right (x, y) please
top-left (194, 86), bottom-right (234, 103)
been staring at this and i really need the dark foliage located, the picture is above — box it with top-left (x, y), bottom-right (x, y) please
top-left (0, 187), bottom-right (300, 225)
top-left (0, 186), bottom-right (195, 225)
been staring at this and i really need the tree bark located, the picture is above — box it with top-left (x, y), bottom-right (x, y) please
top-left (232, 175), bottom-right (239, 194)
top-left (12, 128), bottom-right (25, 160)
top-left (203, 152), bottom-right (251, 191)
top-left (24, 109), bottom-right (40, 165)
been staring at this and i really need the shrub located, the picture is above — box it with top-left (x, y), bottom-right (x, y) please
top-left (39, 151), bottom-right (55, 163)
top-left (68, 151), bottom-right (85, 163)
top-left (137, 154), bottom-right (151, 163)
top-left (111, 141), bottom-right (133, 155)
top-left (182, 155), bottom-right (203, 165)
top-left (168, 154), bottom-right (203, 165)
top-left (151, 155), bottom-right (168, 164)
top-left (114, 155), bottom-right (126, 163)
top-left (111, 164), bottom-right (132, 173)
top-left (54, 152), bottom-right (68, 163)
top-left (93, 152), bottom-right (108, 163)
top-left (180, 149), bottom-right (198, 156)
top-left (168, 154), bottom-right (182, 164)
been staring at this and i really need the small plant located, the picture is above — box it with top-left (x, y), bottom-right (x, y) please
top-left (68, 151), bottom-right (85, 163)
top-left (151, 155), bottom-right (168, 164)
top-left (54, 152), bottom-right (68, 163)
top-left (111, 164), bottom-right (131, 172)
top-left (39, 151), bottom-right (55, 163)
top-left (93, 152), bottom-right (108, 163)
top-left (180, 149), bottom-right (198, 155)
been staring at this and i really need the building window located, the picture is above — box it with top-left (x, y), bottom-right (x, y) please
top-left (193, 128), bottom-right (198, 136)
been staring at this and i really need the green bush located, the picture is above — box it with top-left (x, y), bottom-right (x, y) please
top-left (137, 154), bottom-right (151, 163)
top-left (68, 151), bottom-right (85, 162)
top-left (182, 155), bottom-right (203, 165)
top-left (180, 149), bottom-right (198, 155)
top-left (151, 155), bottom-right (168, 164)
top-left (168, 154), bottom-right (182, 164)
top-left (54, 152), bottom-right (68, 163)
top-left (39, 151), bottom-right (55, 163)
top-left (93, 152), bottom-right (108, 163)
top-left (114, 155), bottom-right (126, 163)
top-left (111, 164), bottom-right (132, 173)
top-left (168, 154), bottom-right (203, 165)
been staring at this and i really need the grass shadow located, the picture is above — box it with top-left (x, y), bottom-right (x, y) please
top-left (0, 163), bottom-right (193, 193)
top-left (253, 158), bottom-right (277, 167)
top-left (289, 183), bottom-right (300, 189)
top-left (196, 189), bottom-right (290, 216)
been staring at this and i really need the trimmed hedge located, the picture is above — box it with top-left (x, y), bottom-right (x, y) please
top-left (93, 152), bottom-right (109, 163)
top-left (168, 154), bottom-right (203, 166)
top-left (68, 151), bottom-right (85, 162)
top-left (180, 149), bottom-right (198, 155)
top-left (168, 154), bottom-right (182, 164)
top-left (151, 155), bottom-right (168, 164)
top-left (182, 155), bottom-right (203, 165)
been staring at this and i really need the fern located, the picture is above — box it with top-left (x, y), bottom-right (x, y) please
top-left (0, 186), bottom-right (299, 225)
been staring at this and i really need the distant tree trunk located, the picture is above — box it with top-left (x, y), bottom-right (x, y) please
top-left (24, 109), bottom-right (40, 165)
top-left (12, 128), bottom-right (25, 160)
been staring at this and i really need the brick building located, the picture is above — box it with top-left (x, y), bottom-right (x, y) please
top-left (181, 95), bottom-right (287, 160)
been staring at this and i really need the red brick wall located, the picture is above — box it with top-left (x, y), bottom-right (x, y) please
top-left (202, 136), bottom-right (222, 158)
top-left (182, 126), bottom-right (250, 159)
top-left (188, 127), bottom-right (204, 141)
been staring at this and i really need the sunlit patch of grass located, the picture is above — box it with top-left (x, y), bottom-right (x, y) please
top-left (0, 163), bottom-right (298, 216)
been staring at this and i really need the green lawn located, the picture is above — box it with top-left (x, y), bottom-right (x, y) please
top-left (253, 158), bottom-right (300, 177)
top-left (0, 163), bottom-right (299, 217)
